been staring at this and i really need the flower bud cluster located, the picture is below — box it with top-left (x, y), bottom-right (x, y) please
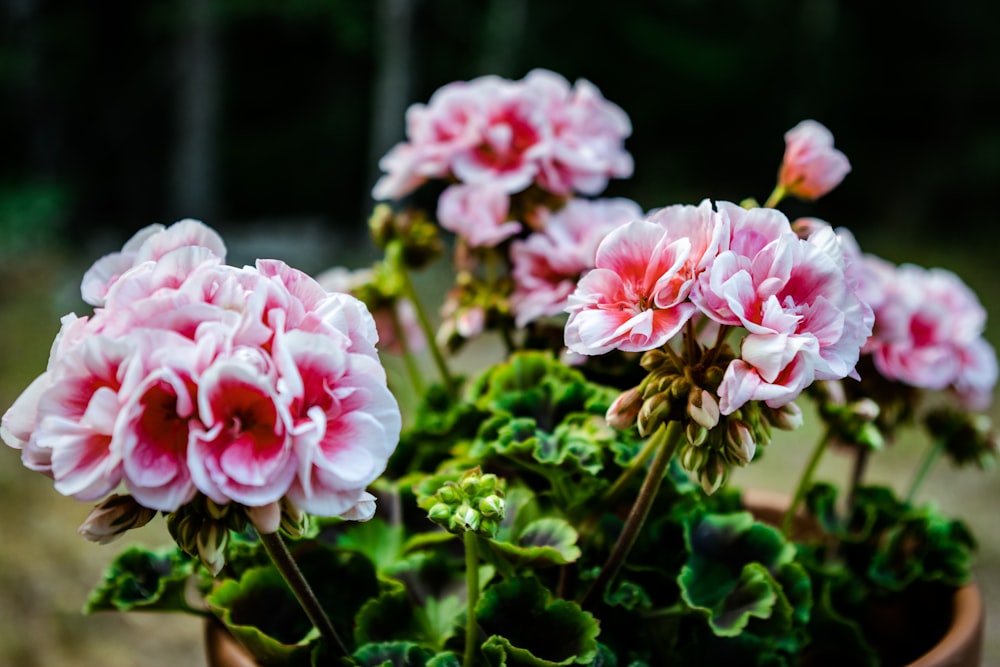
top-left (369, 204), bottom-right (443, 269)
top-left (608, 347), bottom-right (803, 494)
top-left (423, 469), bottom-right (506, 538)
top-left (815, 382), bottom-right (885, 450)
top-left (166, 496), bottom-right (247, 576)
top-left (925, 407), bottom-right (999, 471)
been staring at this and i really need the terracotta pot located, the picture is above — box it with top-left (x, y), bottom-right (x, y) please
top-left (206, 490), bottom-right (986, 667)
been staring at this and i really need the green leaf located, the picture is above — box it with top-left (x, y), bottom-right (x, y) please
top-left (868, 508), bottom-right (976, 590)
top-left (477, 577), bottom-right (599, 666)
top-left (84, 545), bottom-right (197, 614)
top-left (355, 588), bottom-right (464, 653)
top-left (336, 518), bottom-right (406, 574)
top-left (489, 517), bottom-right (582, 567)
top-left (678, 512), bottom-right (807, 638)
top-left (206, 544), bottom-right (381, 663)
top-left (352, 641), bottom-right (436, 667)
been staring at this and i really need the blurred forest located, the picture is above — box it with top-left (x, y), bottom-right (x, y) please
top-left (3, 0), bottom-right (1000, 262)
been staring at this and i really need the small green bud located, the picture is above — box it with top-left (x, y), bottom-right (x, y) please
top-left (726, 420), bottom-right (756, 465)
top-left (685, 421), bottom-right (708, 448)
top-left (479, 494), bottom-right (505, 519)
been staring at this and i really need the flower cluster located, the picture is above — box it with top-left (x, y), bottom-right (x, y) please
top-left (565, 200), bottom-right (873, 416)
top-left (861, 259), bottom-right (996, 410)
top-left (373, 69), bottom-right (633, 203)
top-left (2, 220), bottom-right (401, 534)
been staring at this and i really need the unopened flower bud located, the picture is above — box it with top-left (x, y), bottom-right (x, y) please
top-left (479, 495), bottom-right (505, 519)
top-left (428, 503), bottom-right (452, 524)
top-left (849, 398), bottom-right (880, 423)
top-left (769, 402), bottom-right (804, 431)
top-left (640, 349), bottom-right (668, 371)
top-left (681, 445), bottom-right (708, 473)
top-left (726, 420), bottom-right (757, 465)
top-left (607, 387), bottom-right (642, 430)
top-left (246, 502), bottom-right (282, 535)
top-left (686, 421), bottom-right (708, 448)
top-left (688, 389), bottom-right (720, 430)
top-left (196, 522), bottom-right (229, 577)
top-left (638, 393), bottom-right (671, 437)
top-left (455, 504), bottom-right (481, 534)
top-left (279, 498), bottom-right (311, 538)
top-left (78, 494), bottom-right (156, 545)
top-left (699, 463), bottom-right (726, 495)
top-left (669, 376), bottom-right (691, 399)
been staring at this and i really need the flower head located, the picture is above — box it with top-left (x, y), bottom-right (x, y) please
top-left (778, 120), bottom-right (851, 201)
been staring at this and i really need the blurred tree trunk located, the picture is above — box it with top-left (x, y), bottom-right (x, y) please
top-left (171, 0), bottom-right (219, 221)
top-left (367, 0), bottom-right (415, 201)
top-left (479, 0), bottom-right (527, 77)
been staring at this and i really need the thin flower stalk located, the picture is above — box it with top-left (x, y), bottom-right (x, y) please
top-left (463, 531), bottom-right (481, 667)
top-left (397, 256), bottom-right (458, 398)
top-left (781, 428), bottom-right (833, 536)
top-left (387, 303), bottom-right (426, 396)
top-left (583, 420), bottom-right (682, 608)
top-left (601, 430), bottom-right (662, 504)
top-left (258, 531), bottom-right (350, 659)
top-left (905, 438), bottom-right (946, 504)
top-left (763, 184), bottom-right (787, 209)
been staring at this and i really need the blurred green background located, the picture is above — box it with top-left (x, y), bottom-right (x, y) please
top-left (2, 1), bottom-right (1000, 665)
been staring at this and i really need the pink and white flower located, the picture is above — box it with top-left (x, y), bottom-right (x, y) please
top-left (436, 183), bottom-right (522, 248)
top-left (81, 219), bottom-right (226, 307)
top-left (3, 219), bottom-right (402, 529)
top-left (524, 69), bottom-right (633, 196)
top-left (865, 263), bottom-right (997, 409)
top-left (279, 330), bottom-right (401, 517)
top-left (565, 221), bottom-right (698, 355)
top-left (511, 197), bottom-right (642, 327)
top-left (372, 70), bottom-right (633, 201)
top-left (778, 120), bottom-right (851, 201)
top-left (694, 204), bottom-right (872, 413)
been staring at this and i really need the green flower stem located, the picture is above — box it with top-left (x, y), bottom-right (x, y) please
top-left (387, 303), bottom-right (425, 396)
top-left (702, 324), bottom-right (732, 367)
top-left (583, 421), bottom-right (682, 609)
top-left (463, 531), bottom-right (481, 667)
top-left (258, 531), bottom-right (349, 659)
top-left (906, 438), bottom-right (946, 504)
top-left (846, 446), bottom-right (871, 511)
top-left (397, 260), bottom-right (457, 398)
top-left (763, 184), bottom-right (787, 209)
top-left (781, 428), bottom-right (833, 537)
top-left (601, 432), bottom-right (662, 504)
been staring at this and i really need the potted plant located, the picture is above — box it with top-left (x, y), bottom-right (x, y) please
top-left (2, 69), bottom-right (993, 667)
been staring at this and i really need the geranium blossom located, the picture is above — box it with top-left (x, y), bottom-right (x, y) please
top-left (693, 203), bottom-right (872, 413)
top-left (778, 120), bottom-right (851, 201)
top-left (565, 200), bottom-right (727, 355)
top-left (2, 219), bottom-right (401, 523)
top-left (565, 223), bottom-right (694, 354)
top-left (511, 197), bottom-right (642, 327)
top-left (436, 183), bottom-right (522, 248)
top-left (372, 69), bottom-right (632, 201)
top-left (864, 262), bottom-right (997, 409)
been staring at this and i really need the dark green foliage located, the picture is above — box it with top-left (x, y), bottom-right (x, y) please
top-left (477, 577), bottom-right (600, 666)
top-left (83, 545), bottom-right (198, 614)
